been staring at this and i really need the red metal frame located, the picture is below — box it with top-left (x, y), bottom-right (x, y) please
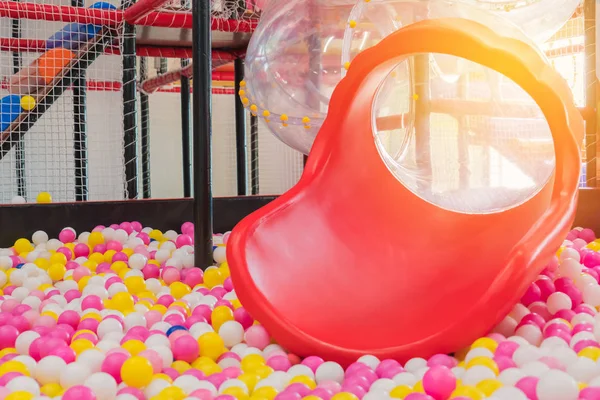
top-left (123, 0), bottom-right (170, 24)
top-left (0, 1), bottom-right (258, 32)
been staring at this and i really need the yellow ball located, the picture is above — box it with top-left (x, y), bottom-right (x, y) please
top-left (13, 238), bottom-right (33, 254)
top-left (194, 360), bottom-right (221, 376)
top-left (222, 386), bottom-right (249, 399)
top-left (121, 356), bottom-right (153, 388)
top-left (36, 192), bottom-right (52, 204)
top-left (289, 375), bottom-right (316, 390)
top-left (70, 339), bottom-right (95, 355)
top-left (125, 276), bottom-right (146, 295)
top-left (34, 258), bottom-right (50, 270)
top-left (203, 268), bottom-right (224, 289)
top-left (170, 281), bottom-right (191, 299)
top-left (88, 231), bottom-right (105, 247)
top-left (158, 386), bottom-right (186, 400)
top-left (111, 292), bottom-right (135, 312)
top-left (471, 337), bottom-right (498, 353)
top-left (413, 380), bottom-right (424, 393)
top-left (5, 392), bottom-right (34, 400)
top-left (0, 360), bottom-right (29, 377)
top-left (48, 263), bottom-right (67, 281)
top-left (82, 312), bottom-right (101, 322)
top-left (104, 250), bottom-right (117, 263)
top-left (390, 385), bottom-right (413, 398)
top-left (252, 386), bottom-right (278, 399)
top-left (197, 332), bottom-right (225, 361)
top-left (122, 339), bottom-right (146, 356)
top-left (579, 347), bottom-right (600, 361)
top-left (254, 365), bottom-right (274, 379)
top-left (49, 252), bottom-right (67, 265)
top-left (331, 393), bottom-right (359, 400)
top-left (450, 385), bottom-right (485, 400)
top-left (303, 397), bottom-right (322, 400)
top-left (466, 357), bottom-right (499, 375)
top-left (20, 95), bottom-right (35, 111)
top-left (0, 348), bottom-right (17, 358)
top-left (238, 373), bottom-right (260, 392)
top-left (241, 354), bottom-right (266, 373)
top-left (40, 383), bottom-right (63, 397)
top-left (122, 248), bottom-right (134, 257)
top-left (153, 373), bottom-right (174, 383)
top-left (149, 229), bottom-right (163, 241)
top-left (171, 360), bottom-right (191, 374)
top-left (476, 379), bottom-right (503, 396)
top-left (211, 305), bottom-right (234, 331)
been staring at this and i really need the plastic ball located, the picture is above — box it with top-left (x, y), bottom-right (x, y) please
top-left (121, 356), bottom-right (153, 388)
top-left (36, 192), bottom-right (52, 204)
top-left (536, 370), bottom-right (579, 400)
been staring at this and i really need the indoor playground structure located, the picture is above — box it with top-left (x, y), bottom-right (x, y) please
top-left (1, 0), bottom-right (600, 399)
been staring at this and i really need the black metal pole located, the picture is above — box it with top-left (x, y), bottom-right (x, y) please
top-left (140, 57), bottom-right (151, 198)
top-left (11, 0), bottom-right (26, 200)
top-left (234, 58), bottom-right (248, 195)
top-left (192, 0), bottom-right (214, 269)
top-left (72, 0), bottom-right (88, 201)
top-left (585, 0), bottom-right (597, 187)
top-left (181, 58), bottom-right (192, 197)
top-left (122, 0), bottom-right (138, 199)
top-left (250, 114), bottom-right (259, 194)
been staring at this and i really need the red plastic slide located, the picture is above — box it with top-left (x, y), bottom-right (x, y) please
top-left (227, 18), bottom-right (583, 365)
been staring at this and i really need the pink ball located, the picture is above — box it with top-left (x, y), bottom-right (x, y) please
top-left (101, 352), bottom-right (128, 383)
top-left (142, 263), bottom-right (160, 280)
top-left (73, 266), bottom-right (92, 282)
top-left (223, 277), bottom-right (233, 291)
top-left (516, 377), bottom-right (539, 400)
top-left (144, 311), bottom-right (163, 328)
top-left (493, 356), bottom-right (516, 371)
top-left (172, 335), bottom-right (200, 363)
top-left (579, 228), bottom-right (596, 243)
top-left (81, 295), bottom-right (103, 311)
top-left (57, 247), bottom-right (73, 260)
top-left (427, 354), bottom-right (457, 369)
top-left (120, 222), bottom-right (133, 234)
top-left (65, 261), bottom-right (79, 271)
top-left (162, 368), bottom-right (179, 381)
top-left (131, 221), bottom-right (143, 232)
top-left (189, 389), bottom-right (214, 400)
top-left (181, 222), bottom-right (194, 235)
top-left (267, 355), bottom-right (291, 371)
top-left (244, 325), bottom-right (270, 350)
top-left (112, 252), bottom-right (128, 262)
top-left (74, 243), bottom-right (90, 258)
top-left (136, 233), bottom-right (150, 245)
top-left (93, 244), bottom-right (107, 254)
top-left (49, 345), bottom-right (76, 363)
top-left (161, 268), bottom-right (181, 285)
top-left (11, 304), bottom-right (31, 316)
top-left (1, 299), bottom-right (18, 313)
top-left (233, 307), bottom-right (253, 330)
top-left (302, 356), bottom-right (325, 372)
top-left (157, 294), bottom-right (175, 308)
top-left (184, 269), bottom-right (203, 288)
top-left (10, 316), bottom-right (31, 332)
top-left (139, 349), bottom-right (163, 373)
top-left (183, 369), bottom-right (206, 379)
top-left (422, 366), bottom-right (456, 400)
top-left (0, 372), bottom-right (22, 386)
top-left (538, 356), bottom-right (566, 371)
top-left (64, 289), bottom-right (82, 302)
top-left (495, 341), bottom-right (520, 358)
top-left (176, 234), bottom-right (193, 248)
top-left (77, 319), bottom-right (99, 333)
top-left (63, 385), bottom-right (97, 400)
top-left (57, 310), bottom-right (81, 329)
top-left (59, 229), bottom-right (76, 243)
top-left (521, 283), bottom-right (541, 306)
top-left (0, 325), bottom-right (18, 349)
top-left (106, 240), bottom-right (123, 252)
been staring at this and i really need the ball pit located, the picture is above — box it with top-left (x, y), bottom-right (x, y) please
top-left (2, 223), bottom-right (600, 400)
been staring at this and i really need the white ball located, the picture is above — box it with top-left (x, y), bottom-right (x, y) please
top-left (547, 292), bottom-right (573, 314)
top-left (541, 337), bottom-right (569, 350)
top-left (108, 283), bottom-right (128, 297)
top-left (153, 345), bottom-right (174, 369)
top-left (34, 355), bottom-right (67, 385)
top-left (15, 331), bottom-right (40, 355)
top-left (357, 355), bottom-right (380, 370)
top-left (116, 395), bottom-right (139, 400)
top-left (13, 355), bottom-right (36, 372)
top-left (190, 323), bottom-right (215, 339)
top-left (461, 365), bottom-right (496, 386)
top-left (46, 239), bottom-right (62, 252)
top-left (124, 312), bottom-right (146, 330)
top-left (145, 334), bottom-right (171, 348)
top-left (551, 347), bottom-right (579, 367)
top-left (364, 393), bottom-right (392, 400)
top-left (213, 247), bottom-right (227, 263)
top-left (155, 250), bottom-right (171, 264)
top-left (392, 372), bottom-right (418, 387)
top-left (537, 370), bottom-right (579, 400)
top-left (78, 350), bottom-right (106, 373)
top-left (509, 303), bottom-right (530, 323)
top-left (114, 229), bottom-right (129, 244)
top-left (128, 254), bottom-right (147, 270)
top-left (60, 363), bottom-right (92, 389)
top-left (492, 386), bottom-right (528, 400)
top-left (9, 269), bottom-right (26, 285)
top-left (287, 365), bottom-right (315, 380)
top-left (584, 285), bottom-right (600, 307)
top-left (451, 367), bottom-right (465, 379)
top-left (566, 357), bottom-right (599, 383)
top-left (174, 375), bottom-right (202, 393)
top-left (218, 358), bottom-right (241, 369)
top-left (150, 322), bottom-right (171, 333)
top-left (465, 348), bottom-right (494, 363)
top-left (370, 378), bottom-right (396, 393)
top-left (494, 316), bottom-right (518, 337)
top-left (560, 248), bottom-right (581, 262)
top-left (6, 376), bottom-right (40, 396)
top-left (230, 343), bottom-right (248, 356)
top-left (560, 259), bottom-right (583, 279)
top-left (0, 256), bottom-right (12, 270)
top-left (0, 271), bottom-right (6, 288)
top-left (144, 379), bottom-right (170, 398)
top-left (404, 357), bottom-right (427, 373)
top-left (11, 195), bottom-right (26, 204)
top-left (32, 231), bottom-right (49, 245)
top-left (218, 379), bottom-right (248, 394)
top-left (515, 324), bottom-right (543, 346)
top-left (84, 372), bottom-right (118, 400)
top-left (315, 361), bottom-right (345, 384)
top-left (190, 381), bottom-right (217, 396)
top-left (498, 368), bottom-right (525, 386)
top-left (219, 321), bottom-right (244, 348)
top-left (513, 345), bottom-right (542, 367)
top-left (520, 361), bottom-right (550, 378)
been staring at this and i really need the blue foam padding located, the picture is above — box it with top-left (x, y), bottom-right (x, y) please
top-left (46, 2), bottom-right (117, 50)
top-left (0, 95), bottom-right (23, 131)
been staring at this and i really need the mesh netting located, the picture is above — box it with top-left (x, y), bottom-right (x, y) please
top-left (0, 0), bottom-right (129, 204)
